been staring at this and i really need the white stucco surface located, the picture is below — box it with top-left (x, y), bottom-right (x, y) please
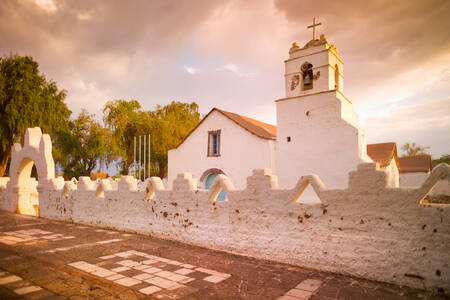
top-left (400, 172), bottom-right (450, 196)
top-left (275, 91), bottom-right (370, 190)
top-left (168, 110), bottom-right (275, 189)
top-left (400, 172), bottom-right (429, 188)
top-left (1, 127), bottom-right (450, 293)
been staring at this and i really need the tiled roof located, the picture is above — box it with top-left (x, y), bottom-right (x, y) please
top-left (215, 108), bottom-right (276, 140)
top-left (398, 155), bottom-right (431, 173)
top-left (172, 108), bottom-right (276, 149)
top-left (367, 143), bottom-right (400, 168)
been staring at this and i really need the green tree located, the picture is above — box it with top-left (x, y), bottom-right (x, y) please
top-left (55, 110), bottom-right (112, 180)
top-left (103, 99), bottom-right (142, 175)
top-left (147, 101), bottom-right (200, 178)
top-left (103, 100), bottom-right (200, 178)
top-left (401, 142), bottom-right (430, 157)
top-left (0, 54), bottom-right (71, 176)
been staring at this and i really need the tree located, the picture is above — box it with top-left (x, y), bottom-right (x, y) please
top-left (401, 142), bottom-right (430, 157)
top-left (0, 54), bottom-right (71, 176)
top-left (103, 100), bottom-right (142, 175)
top-left (147, 101), bottom-right (200, 178)
top-left (55, 110), bottom-right (112, 180)
top-left (103, 100), bottom-right (200, 178)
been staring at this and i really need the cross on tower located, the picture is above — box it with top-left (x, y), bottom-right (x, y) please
top-left (307, 17), bottom-right (322, 40)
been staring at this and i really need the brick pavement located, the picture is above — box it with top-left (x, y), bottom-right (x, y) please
top-left (0, 211), bottom-right (446, 299)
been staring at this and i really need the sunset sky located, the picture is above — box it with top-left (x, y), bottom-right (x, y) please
top-left (1, 0), bottom-right (449, 157)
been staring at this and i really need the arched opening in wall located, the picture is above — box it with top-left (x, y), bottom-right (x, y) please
top-left (96, 184), bottom-right (105, 198)
top-left (201, 168), bottom-right (226, 201)
top-left (334, 64), bottom-right (339, 90)
top-left (301, 62), bottom-right (314, 91)
top-left (16, 157), bottom-right (40, 216)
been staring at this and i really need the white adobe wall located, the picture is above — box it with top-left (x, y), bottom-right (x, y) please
top-left (400, 172), bottom-right (450, 196)
top-left (385, 158), bottom-right (399, 188)
top-left (1, 128), bottom-right (449, 293)
top-left (168, 110), bottom-right (275, 189)
top-left (276, 91), bottom-right (370, 189)
top-left (19, 162), bottom-right (449, 293)
top-left (400, 172), bottom-right (429, 188)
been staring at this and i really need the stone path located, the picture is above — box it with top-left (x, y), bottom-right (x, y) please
top-left (0, 211), bottom-right (446, 299)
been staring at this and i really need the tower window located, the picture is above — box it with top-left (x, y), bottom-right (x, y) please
top-left (208, 130), bottom-right (221, 156)
top-left (334, 64), bottom-right (339, 90)
top-left (287, 136), bottom-right (291, 142)
top-left (301, 62), bottom-right (314, 90)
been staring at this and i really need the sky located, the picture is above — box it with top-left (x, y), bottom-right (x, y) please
top-left (1, 0), bottom-right (449, 158)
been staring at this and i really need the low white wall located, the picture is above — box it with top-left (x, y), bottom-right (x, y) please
top-left (400, 172), bottom-right (429, 188)
top-left (2, 163), bottom-right (448, 293)
top-left (400, 172), bottom-right (450, 196)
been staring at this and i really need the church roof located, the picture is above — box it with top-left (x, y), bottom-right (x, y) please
top-left (172, 108), bottom-right (276, 149)
top-left (398, 155), bottom-right (431, 173)
top-left (215, 108), bottom-right (277, 140)
top-left (366, 143), bottom-right (400, 168)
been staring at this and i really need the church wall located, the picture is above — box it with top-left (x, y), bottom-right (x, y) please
top-left (385, 158), bottom-right (400, 188)
top-left (400, 172), bottom-right (450, 196)
top-left (400, 172), bottom-right (429, 188)
top-left (168, 110), bottom-right (274, 189)
top-left (275, 91), bottom-right (367, 189)
top-left (4, 162), bottom-right (448, 293)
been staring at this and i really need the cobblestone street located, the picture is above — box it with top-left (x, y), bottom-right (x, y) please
top-left (0, 211), bottom-right (446, 300)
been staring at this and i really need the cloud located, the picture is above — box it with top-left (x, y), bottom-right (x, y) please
top-left (223, 64), bottom-right (238, 72)
top-left (31, 0), bottom-right (57, 12)
top-left (0, 0), bottom-right (449, 157)
top-left (184, 66), bottom-right (199, 75)
top-left (362, 97), bottom-right (450, 157)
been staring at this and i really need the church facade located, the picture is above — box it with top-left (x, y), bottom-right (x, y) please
top-left (168, 31), bottom-right (401, 197)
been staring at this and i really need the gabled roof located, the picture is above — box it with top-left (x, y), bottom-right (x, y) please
top-left (367, 143), bottom-right (400, 168)
top-left (172, 107), bottom-right (276, 149)
top-left (216, 108), bottom-right (276, 139)
top-left (398, 155), bottom-right (432, 173)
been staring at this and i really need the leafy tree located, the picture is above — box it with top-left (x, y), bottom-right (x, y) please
top-left (147, 101), bottom-right (200, 178)
top-left (55, 110), bottom-right (112, 180)
top-left (103, 100), bottom-right (142, 175)
top-left (0, 54), bottom-right (71, 176)
top-left (401, 142), bottom-right (430, 157)
top-left (103, 100), bottom-right (200, 178)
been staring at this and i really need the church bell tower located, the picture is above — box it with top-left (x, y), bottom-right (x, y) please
top-left (275, 18), bottom-right (370, 193)
top-left (285, 18), bottom-right (344, 98)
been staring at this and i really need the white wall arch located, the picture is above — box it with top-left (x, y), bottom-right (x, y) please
top-left (5, 127), bottom-right (55, 215)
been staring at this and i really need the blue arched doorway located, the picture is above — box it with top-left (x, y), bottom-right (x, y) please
top-left (203, 172), bottom-right (226, 201)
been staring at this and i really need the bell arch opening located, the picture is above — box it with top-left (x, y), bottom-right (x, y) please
top-left (334, 64), bottom-right (339, 90)
top-left (301, 62), bottom-right (314, 91)
top-left (15, 157), bottom-right (40, 216)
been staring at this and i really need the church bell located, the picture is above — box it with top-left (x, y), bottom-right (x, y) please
top-left (304, 73), bottom-right (312, 86)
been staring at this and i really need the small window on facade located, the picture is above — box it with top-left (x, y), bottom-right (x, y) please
top-left (208, 130), bottom-right (221, 156)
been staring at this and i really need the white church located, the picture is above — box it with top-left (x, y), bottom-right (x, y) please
top-left (167, 21), bottom-right (422, 200)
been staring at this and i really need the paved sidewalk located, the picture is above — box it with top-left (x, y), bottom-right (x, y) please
top-left (0, 211), bottom-right (446, 299)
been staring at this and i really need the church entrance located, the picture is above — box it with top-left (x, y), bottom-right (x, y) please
top-left (205, 173), bottom-right (226, 201)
